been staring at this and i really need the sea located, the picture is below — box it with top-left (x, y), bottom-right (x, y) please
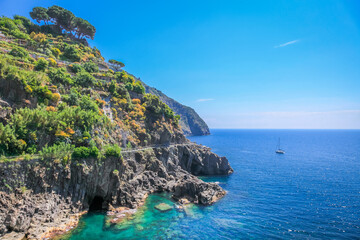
top-left (65, 129), bottom-right (360, 239)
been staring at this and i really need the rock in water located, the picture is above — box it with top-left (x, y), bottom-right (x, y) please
top-left (154, 203), bottom-right (173, 212)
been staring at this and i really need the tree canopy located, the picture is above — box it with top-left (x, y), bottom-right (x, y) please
top-left (29, 7), bottom-right (50, 25)
top-left (29, 5), bottom-right (96, 40)
top-left (109, 59), bottom-right (125, 71)
top-left (73, 17), bottom-right (96, 40)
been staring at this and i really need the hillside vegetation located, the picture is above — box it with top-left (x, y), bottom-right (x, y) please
top-left (142, 81), bottom-right (210, 136)
top-left (0, 6), bottom-right (184, 162)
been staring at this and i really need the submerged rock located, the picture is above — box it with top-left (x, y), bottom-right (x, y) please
top-left (154, 203), bottom-right (173, 212)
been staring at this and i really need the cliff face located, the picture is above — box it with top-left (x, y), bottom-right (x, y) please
top-left (141, 82), bottom-right (210, 136)
top-left (0, 14), bottom-right (232, 240)
top-left (0, 144), bottom-right (232, 239)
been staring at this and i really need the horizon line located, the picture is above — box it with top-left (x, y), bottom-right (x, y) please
top-left (207, 128), bottom-right (360, 130)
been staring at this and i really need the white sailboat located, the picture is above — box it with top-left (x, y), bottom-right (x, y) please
top-left (275, 138), bottom-right (285, 154)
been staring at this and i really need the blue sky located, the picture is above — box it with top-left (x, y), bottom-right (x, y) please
top-left (1, 0), bottom-right (360, 129)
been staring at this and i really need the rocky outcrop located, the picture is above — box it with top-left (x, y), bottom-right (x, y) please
top-left (0, 191), bottom-right (82, 240)
top-left (153, 144), bottom-right (233, 176)
top-left (0, 99), bottom-right (11, 124)
top-left (0, 77), bottom-right (37, 109)
top-left (141, 81), bottom-right (210, 136)
top-left (0, 144), bottom-right (232, 239)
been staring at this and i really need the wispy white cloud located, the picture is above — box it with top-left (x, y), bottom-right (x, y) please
top-left (196, 98), bottom-right (215, 102)
top-left (274, 39), bottom-right (300, 48)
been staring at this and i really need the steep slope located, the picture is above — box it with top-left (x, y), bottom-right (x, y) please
top-left (0, 12), bottom-right (232, 239)
top-left (141, 81), bottom-right (210, 136)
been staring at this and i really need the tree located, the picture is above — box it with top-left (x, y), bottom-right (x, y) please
top-left (74, 17), bottom-right (96, 40)
top-left (57, 8), bottom-right (75, 32)
top-left (47, 5), bottom-right (75, 33)
top-left (30, 7), bottom-right (50, 25)
top-left (29, 5), bottom-right (96, 40)
top-left (108, 59), bottom-right (125, 71)
top-left (46, 5), bottom-right (63, 33)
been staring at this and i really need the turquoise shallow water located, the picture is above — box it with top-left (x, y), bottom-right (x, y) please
top-left (66, 129), bottom-right (360, 239)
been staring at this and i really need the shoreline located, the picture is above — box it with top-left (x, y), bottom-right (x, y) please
top-left (41, 211), bottom-right (87, 240)
top-left (47, 188), bottom-right (226, 240)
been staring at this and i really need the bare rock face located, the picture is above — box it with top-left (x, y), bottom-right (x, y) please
top-left (0, 99), bottom-right (11, 124)
top-left (0, 191), bottom-right (81, 239)
top-left (0, 144), bottom-right (232, 239)
top-left (0, 78), bottom-right (37, 109)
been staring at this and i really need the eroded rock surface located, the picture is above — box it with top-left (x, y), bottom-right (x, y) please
top-left (0, 144), bottom-right (232, 239)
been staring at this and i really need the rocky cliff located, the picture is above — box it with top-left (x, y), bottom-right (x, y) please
top-left (0, 12), bottom-right (232, 240)
top-left (141, 81), bottom-right (210, 136)
top-left (0, 144), bottom-right (232, 239)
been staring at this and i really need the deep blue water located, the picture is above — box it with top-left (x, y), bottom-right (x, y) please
top-left (68, 129), bottom-right (360, 239)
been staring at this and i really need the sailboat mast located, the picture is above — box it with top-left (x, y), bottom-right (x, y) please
top-left (278, 138), bottom-right (280, 149)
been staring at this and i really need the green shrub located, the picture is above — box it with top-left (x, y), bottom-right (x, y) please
top-left (104, 144), bottom-right (121, 157)
top-left (109, 80), bottom-right (117, 94)
top-left (82, 61), bottom-right (98, 73)
top-left (63, 45), bottom-right (81, 62)
top-left (79, 96), bottom-right (99, 112)
top-left (20, 186), bottom-right (27, 194)
top-left (62, 88), bottom-right (80, 106)
top-left (14, 15), bottom-right (36, 33)
top-left (143, 94), bottom-right (176, 119)
top-left (174, 115), bottom-right (180, 125)
top-left (72, 146), bottom-right (99, 159)
top-left (133, 81), bottom-right (145, 94)
top-left (9, 47), bottom-right (28, 59)
top-left (47, 67), bottom-right (73, 85)
top-left (69, 63), bottom-right (83, 73)
top-left (39, 142), bottom-right (73, 161)
top-left (10, 29), bottom-right (29, 39)
top-left (0, 17), bottom-right (18, 31)
top-left (0, 123), bottom-right (25, 155)
top-left (0, 56), bottom-right (53, 103)
top-left (34, 58), bottom-right (48, 71)
top-left (1, 105), bottom-right (110, 156)
top-left (23, 154), bottom-right (32, 161)
top-left (74, 71), bottom-right (95, 87)
top-left (51, 47), bottom-right (61, 58)
top-left (125, 82), bottom-right (133, 91)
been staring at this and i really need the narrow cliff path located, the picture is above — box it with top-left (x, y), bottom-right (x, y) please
top-left (2, 143), bottom-right (203, 162)
top-left (121, 142), bottom-right (200, 153)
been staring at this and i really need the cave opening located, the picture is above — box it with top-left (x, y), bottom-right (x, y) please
top-left (190, 160), bottom-right (201, 175)
top-left (89, 196), bottom-right (105, 212)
